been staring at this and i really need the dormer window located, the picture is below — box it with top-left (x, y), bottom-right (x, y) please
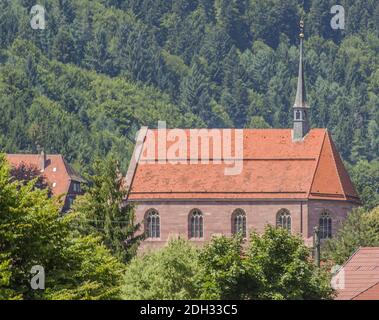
top-left (72, 182), bottom-right (81, 193)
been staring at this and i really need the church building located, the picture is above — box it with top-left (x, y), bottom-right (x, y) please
top-left (125, 23), bottom-right (361, 250)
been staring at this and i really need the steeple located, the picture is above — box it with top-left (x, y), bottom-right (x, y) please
top-left (293, 19), bottom-right (310, 141)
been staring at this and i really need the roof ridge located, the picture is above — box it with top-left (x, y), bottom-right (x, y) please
top-left (351, 280), bottom-right (379, 300)
top-left (146, 128), bottom-right (325, 132)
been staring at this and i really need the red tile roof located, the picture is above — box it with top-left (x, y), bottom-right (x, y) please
top-left (6, 154), bottom-right (84, 198)
top-left (352, 281), bottom-right (379, 300)
top-left (126, 128), bottom-right (360, 203)
top-left (333, 248), bottom-right (379, 300)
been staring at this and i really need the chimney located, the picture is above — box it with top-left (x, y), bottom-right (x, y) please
top-left (40, 149), bottom-right (46, 171)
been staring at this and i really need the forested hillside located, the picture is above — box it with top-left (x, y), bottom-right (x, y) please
top-left (0, 0), bottom-right (378, 207)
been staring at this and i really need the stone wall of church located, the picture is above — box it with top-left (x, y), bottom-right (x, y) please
top-left (131, 199), bottom-right (357, 251)
top-left (132, 200), bottom-right (313, 251)
top-left (306, 200), bottom-right (358, 246)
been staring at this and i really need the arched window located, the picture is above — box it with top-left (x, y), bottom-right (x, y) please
top-left (189, 209), bottom-right (203, 238)
top-left (232, 209), bottom-right (246, 237)
top-left (145, 209), bottom-right (160, 238)
top-left (276, 209), bottom-right (291, 233)
top-left (319, 211), bottom-right (332, 239)
top-left (295, 110), bottom-right (301, 120)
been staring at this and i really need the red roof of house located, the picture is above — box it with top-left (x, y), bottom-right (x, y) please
top-left (126, 128), bottom-right (360, 203)
top-left (353, 281), bottom-right (379, 300)
top-left (6, 154), bottom-right (84, 198)
top-left (333, 248), bottom-right (379, 300)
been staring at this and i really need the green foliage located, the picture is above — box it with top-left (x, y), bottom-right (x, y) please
top-left (247, 116), bottom-right (271, 129)
top-left (243, 226), bottom-right (333, 300)
top-left (0, 154), bottom-right (124, 299)
top-left (122, 228), bottom-right (333, 300)
top-left (324, 206), bottom-right (379, 265)
top-left (122, 238), bottom-right (201, 300)
top-left (73, 156), bottom-right (144, 263)
top-left (347, 160), bottom-right (379, 210)
top-left (179, 57), bottom-right (213, 125)
top-left (197, 235), bottom-right (245, 299)
top-left (0, 255), bottom-right (21, 300)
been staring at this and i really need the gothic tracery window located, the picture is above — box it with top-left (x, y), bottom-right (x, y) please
top-left (276, 209), bottom-right (291, 233)
top-left (232, 209), bottom-right (247, 238)
top-left (145, 209), bottom-right (160, 238)
top-left (189, 209), bottom-right (203, 238)
top-left (319, 211), bottom-right (332, 239)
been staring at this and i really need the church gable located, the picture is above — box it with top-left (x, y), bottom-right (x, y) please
top-left (309, 131), bottom-right (360, 203)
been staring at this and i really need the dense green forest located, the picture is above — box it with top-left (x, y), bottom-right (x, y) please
top-left (0, 0), bottom-right (378, 207)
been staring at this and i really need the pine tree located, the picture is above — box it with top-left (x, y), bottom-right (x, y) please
top-left (200, 25), bottom-right (232, 85)
top-left (214, 0), bottom-right (249, 49)
top-left (350, 128), bottom-right (368, 163)
top-left (84, 30), bottom-right (116, 75)
top-left (367, 119), bottom-right (379, 159)
top-left (179, 57), bottom-right (214, 125)
top-left (59, 0), bottom-right (76, 24)
top-left (52, 27), bottom-right (76, 64)
top-left (73, 156), bottom-right (144, 263)
top-left (118, 24), bottom-right (164, 85)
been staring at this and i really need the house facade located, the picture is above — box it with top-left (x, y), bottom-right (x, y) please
top-left (6, 151), bottom-right (85, 212)
top-left (125, 25), bottom-right (361, 251)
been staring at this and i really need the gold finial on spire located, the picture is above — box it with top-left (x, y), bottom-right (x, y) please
top-left (299, 19), bottom-right (304, 39)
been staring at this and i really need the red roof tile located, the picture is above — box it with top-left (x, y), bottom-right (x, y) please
top-left (352, 281), bottom-right (379, 300)
top-left (6, 154), bottom-right (83, 198)
top-left (309, 132), bottom-right (359, 201)
top-left (127, 128), bottom-right (360, 203)
top-left (333, 248), bottom-right (379, 300)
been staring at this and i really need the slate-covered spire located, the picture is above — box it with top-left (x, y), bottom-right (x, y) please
top-left (293, 19), bottom-right (310, 141)
top-left (294, 21), bottom-right (307, 109)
